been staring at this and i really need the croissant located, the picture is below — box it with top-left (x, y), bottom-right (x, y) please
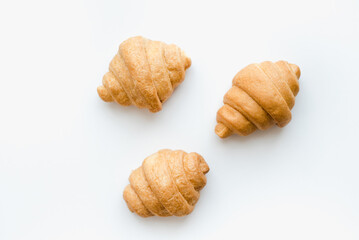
top-left (123, 149), bottom-right (209, 217)
top-left (97, 36), bottom-right (192, 112)
top-left (215, 61), bottom-right (300, 138)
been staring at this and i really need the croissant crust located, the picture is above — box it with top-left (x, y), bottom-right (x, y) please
top-left (97, 36), bottom-right (191, 112)
top-left (123, 149), bottom-right (209, 217)
top-left (215, 61), bottom-right (300, 138)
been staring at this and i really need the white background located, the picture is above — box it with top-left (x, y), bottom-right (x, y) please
top-left (0, 0), bottom-right (359, 239)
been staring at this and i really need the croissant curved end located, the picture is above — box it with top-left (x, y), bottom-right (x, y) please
top-left (215, 123), bottom-right (232, 138)
top-left (199, 157), bottom-right (210, 174)
top-left (181, 51), bottom-right (192, 70)
top-left (290, 63), bottom-right (301, 79)
top-left (97, 86), bottom-right (113, 102)
top-left (185, 57), bottom-right (192, 69)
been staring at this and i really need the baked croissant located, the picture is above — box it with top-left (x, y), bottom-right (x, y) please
top-left (123, 149), bottom-right (209, 217)
top-left (215, 61), bottom-right (300, 138)
top-left (97, 36), bottom-right (191, 112)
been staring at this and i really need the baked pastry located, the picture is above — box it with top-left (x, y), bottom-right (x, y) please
top-left (97, 36), bottom-right (191, 112)
top-left (123, 149), bottom-right (209, 217)
top-left (215, 61), bottom-right (300, 138)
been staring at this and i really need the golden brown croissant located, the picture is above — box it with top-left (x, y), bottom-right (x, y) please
top-left (215, 61), bottom-right (300, 138)
top-left (97, 36), bottom-right (191, 112)
top-left (123, 149), bottom-right (209, 217)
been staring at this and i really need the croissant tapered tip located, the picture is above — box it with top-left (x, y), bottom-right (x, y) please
top-left (181, 50), bottom-right (191, 69)
top-left (185, 57), bottom-right (192, 69)
top-left (148, 104), bottom-right (163, 113)
top-left (199, 157), bottom-right (210, 174)
top-left (123, 185), bottom-right (153, 218)
top-left (215, 123), bottom-right (232, 138)
top-left (290, 63), bottom-right (301, 79)
top-left (97, 86), bottom-right (113, 102)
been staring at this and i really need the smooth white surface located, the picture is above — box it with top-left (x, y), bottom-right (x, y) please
top-left (1, 0), bottom-right (359, 239)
